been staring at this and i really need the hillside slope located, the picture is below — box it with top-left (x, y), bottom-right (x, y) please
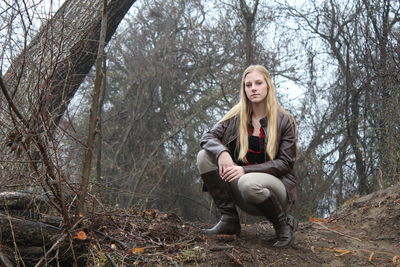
top-left (1, 185), bottom-right (399, 266)
top-left (80, 184), bottom-right (400, 266)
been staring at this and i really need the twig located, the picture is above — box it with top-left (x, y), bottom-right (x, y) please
top-left (94, 229), bottom-right (128, 249)
top-left (0, 159), bottom-right (43, 163)
top-left (105, 253), bottom-right (118, 267)
top-left (313, 222), bottom-right (362, 242)
top-left (69, 232), bottom-right (78, 267)
top-left (327, 211), bottom-right (352, 223)
top-left (0, 184), bottom-right (41, 188)
top-left (33, 216), bottom-right (86, 267)
top-left (33, 232), bottom-right (68, 267)
top-left (87, 192), bottom-right (108, 215)
top-left (225, 251), bottom-right (246, 267)
top-left (0, 77), bottom-right (28, 126)
top-left (319, 246), bottom-right (396, 265)
top-left (6, 211), bottom-right (25, 267)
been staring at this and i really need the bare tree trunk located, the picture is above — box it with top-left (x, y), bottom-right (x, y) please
top-left (77, 0), bottom-right (108, 217)
top-left (1, 0), bottom-right (136, 147)
top-left (96, 56), bottom-right (107, 183)
top-left (239, 0), bottom-right (259, 66)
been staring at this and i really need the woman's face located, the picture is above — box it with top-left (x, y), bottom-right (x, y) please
top-left (244, 71), bottom-right (268, 104)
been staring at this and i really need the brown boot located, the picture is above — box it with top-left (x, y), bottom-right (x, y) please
top-left (255, 192), bottom-right (297, 247)
top-left (201, 170), bottom-right (241, 236)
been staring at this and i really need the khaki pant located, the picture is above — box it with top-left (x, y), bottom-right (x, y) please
top-left (197, 149), bottom-right (288, 215)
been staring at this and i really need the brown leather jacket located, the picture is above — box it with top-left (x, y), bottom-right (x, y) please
top-left (200, 111), bottom-right (298, 204)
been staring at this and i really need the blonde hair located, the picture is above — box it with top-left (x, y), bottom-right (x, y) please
top-left (220, 65), bottom-right (290, 163)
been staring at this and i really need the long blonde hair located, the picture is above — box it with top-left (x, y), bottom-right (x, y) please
top-left (220, 65), bottom-right (288, 163)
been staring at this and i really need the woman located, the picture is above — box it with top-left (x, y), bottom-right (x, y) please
top-left (197, 65), bottom-right (298, 248)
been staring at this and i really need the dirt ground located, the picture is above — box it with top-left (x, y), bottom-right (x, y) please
top-left (80, 185), bottom-right (400, 266)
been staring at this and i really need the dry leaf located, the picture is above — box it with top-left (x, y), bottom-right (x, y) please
top-left (143, 209), bottom-right (159, 218)
top-left (309, 217), bottom-right (328, 223)
top-left (73, 230), bottom-right (87, 240)
top-left (131, 247), bottom-right (145, 254)
top-left (393, 256), bottom-right (400, 265)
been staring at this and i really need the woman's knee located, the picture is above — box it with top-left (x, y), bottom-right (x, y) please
top-left (238, 175), bottom-right (271, 204)
top-left (196, 149), bottom-right (217, 174)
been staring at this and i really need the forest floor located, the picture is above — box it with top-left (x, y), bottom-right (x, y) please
top-left (77, 185), bottom-right (400, 266)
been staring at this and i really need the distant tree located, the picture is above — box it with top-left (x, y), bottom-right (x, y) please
top-left (284, 0), bottom-right (400, 216)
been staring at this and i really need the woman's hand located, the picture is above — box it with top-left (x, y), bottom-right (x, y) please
top-left (221, 165), bottom-right (245, 182)
top-left (218, 151), bottom-right (234, 176)
top-left (218, 151), bottom-right (244, 182)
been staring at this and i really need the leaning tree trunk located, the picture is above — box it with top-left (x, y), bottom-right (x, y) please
top-left (1, 0), bottom-right (136, 148)
top-left (0, 1), bottom-right (136, 265)
top-left (0, 0), bottom-right (136, 224)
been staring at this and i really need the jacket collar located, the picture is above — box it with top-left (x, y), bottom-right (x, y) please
top-left (225, 115), bottom-right (268, 145)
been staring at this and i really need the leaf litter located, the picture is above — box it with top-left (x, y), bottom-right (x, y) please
top-left (78, 185), bottom-right (399, 266)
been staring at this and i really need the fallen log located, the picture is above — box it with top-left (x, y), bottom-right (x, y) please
top-left (0, 213), bottom-right (61, 246)
top-left (0, 191), bottom-right (50, 212)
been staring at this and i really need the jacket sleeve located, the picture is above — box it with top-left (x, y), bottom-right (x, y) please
top-left (242, 114), bottom-right (296, 177)
top-left (200, 119), bottom-right (230, 160)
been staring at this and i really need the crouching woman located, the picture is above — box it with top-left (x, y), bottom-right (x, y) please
top-left (197, 65), bottom-right (298, 248)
